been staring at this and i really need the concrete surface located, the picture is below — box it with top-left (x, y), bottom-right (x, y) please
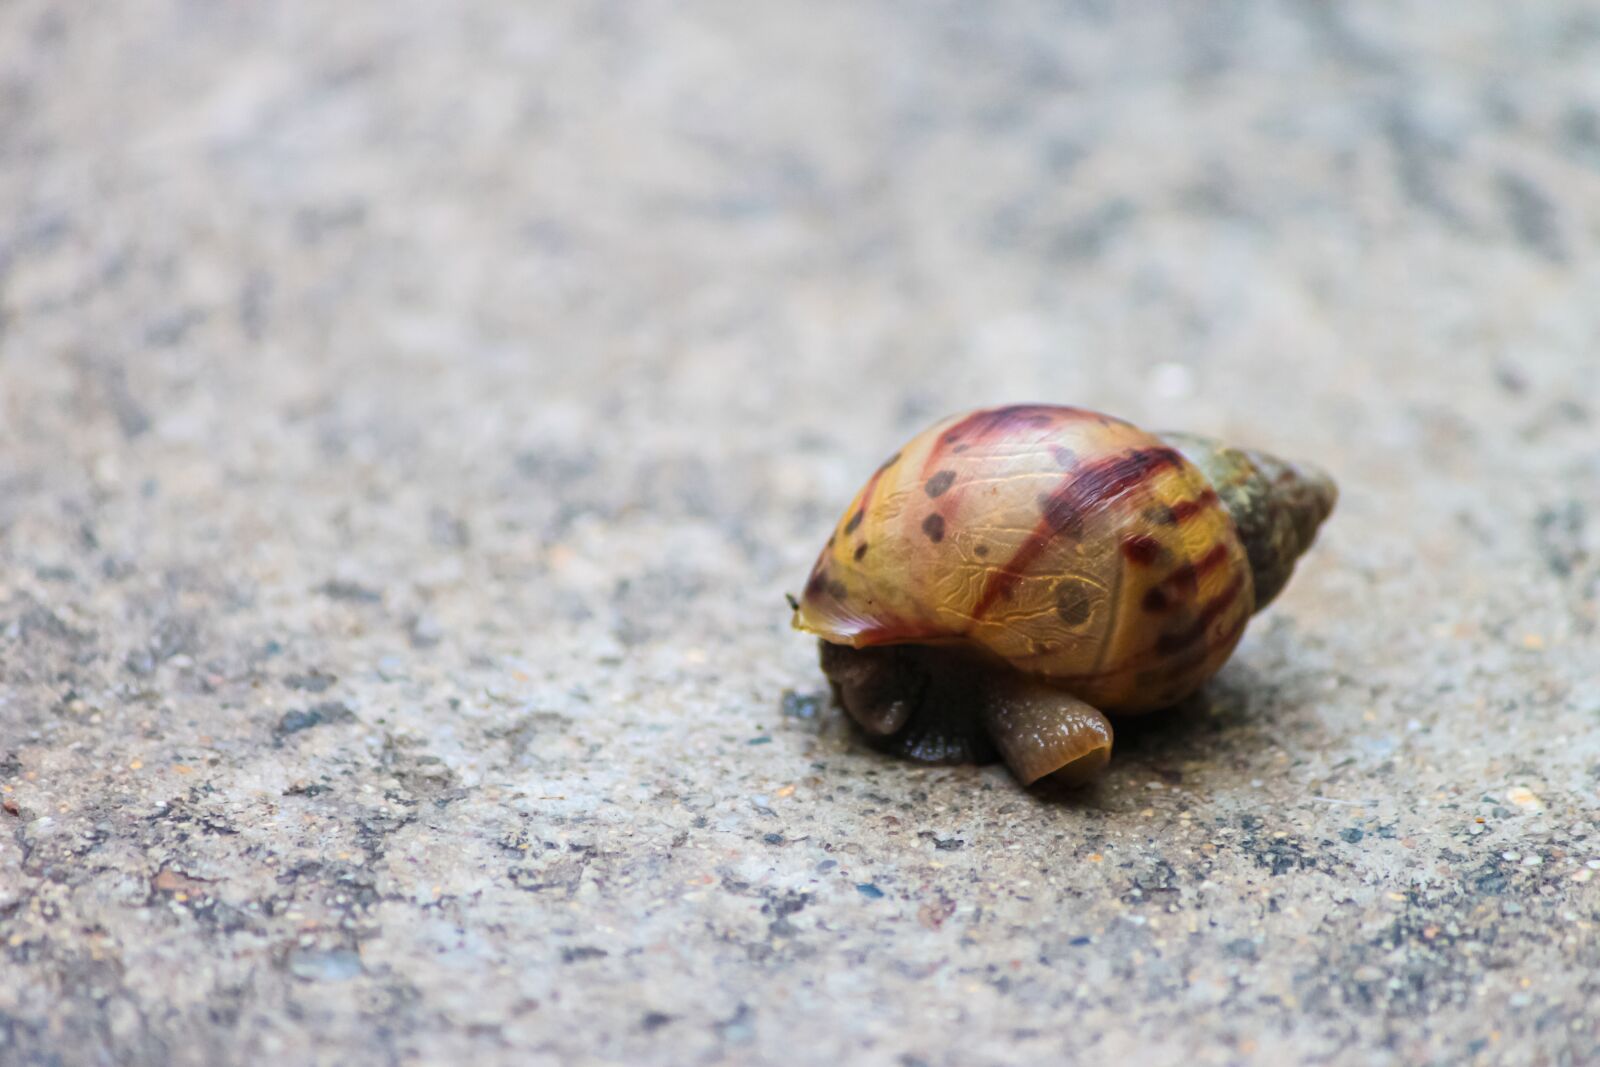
top-left (2, 3), bottom-right (1599, 1065)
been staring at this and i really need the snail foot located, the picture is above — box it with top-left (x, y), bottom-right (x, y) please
top-left (979, 673), bottom-right (1112, 786)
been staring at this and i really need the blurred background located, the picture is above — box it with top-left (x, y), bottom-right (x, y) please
top-left (2, 3), bottom-right (1598, 1065)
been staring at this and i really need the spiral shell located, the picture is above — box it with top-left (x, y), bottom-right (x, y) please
top-left (795, 404), bottom-right (1333, 715)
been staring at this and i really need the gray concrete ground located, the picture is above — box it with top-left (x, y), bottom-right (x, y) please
top-left (2, 3), bottom-right (1599, 1065)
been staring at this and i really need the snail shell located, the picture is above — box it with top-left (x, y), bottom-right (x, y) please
top-left (793, 404), bottom-right (1336, 785)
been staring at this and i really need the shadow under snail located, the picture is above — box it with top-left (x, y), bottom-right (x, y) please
top-left (790, 404), bottom-right (1336, 786)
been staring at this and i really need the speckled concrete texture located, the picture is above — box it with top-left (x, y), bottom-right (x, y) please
top-left (3, 3), bottom-right (1599, 1065)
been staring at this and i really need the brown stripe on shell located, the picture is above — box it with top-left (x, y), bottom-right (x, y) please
top-left (842, 453), bottom-right (899, 538)
top-left (1166, 487), bottom-right (1220, 524)
top-left (1160, 542), bottom-right (1230, 595)
top-left (1158, 612), bottom-right (1250, 683)
top-left (1153, 573), bottom-right (1246, 655)
top-left (1143, 539), bottom-right (1234, 612)
top-left (926, 405), bottom-right (1099, 476)
top-left (938, 404), bottom-right (1078, 444)
top-left (804, 570), bottom-right (827, 598)
top-left (1043, 586), bottom-right (1248, 687)
top-left (971, 446), bottom-right (1184, 620)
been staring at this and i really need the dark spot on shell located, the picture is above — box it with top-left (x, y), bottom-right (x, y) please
top-left (1051, 445), bottom-right (1077, 468)
top-left (844, 509), bottom-right (864, 535)
top-left (974, 544), bottom-right (989, 558)
top-left (1121, 535), bottom-right (1164, 565)
top-left (827, 579), bottom-right (849, 600)
top-left (921, 514), bottom-right (946, 543)
top-left (952, 443), bottom-right (971, 453)
top-left (853, 543), bottom-right (869, 562)
top-left (925, 470), bottom-right (956, 498)
top-left (1147, 505), bottom-right (1177, 525)
top-left (1142, 586), bottom-right (1171, 612)
top-left (805, 572), bottom-right (827, 598)
top-left (1054, 580), bottom-right (1093, 625)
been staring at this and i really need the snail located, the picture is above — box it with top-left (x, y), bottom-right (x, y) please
top-left (791, 404), bottom-right (1336, 786)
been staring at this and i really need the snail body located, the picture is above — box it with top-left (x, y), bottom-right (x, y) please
top-left (793, 404), bottom-right (1336, 786)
